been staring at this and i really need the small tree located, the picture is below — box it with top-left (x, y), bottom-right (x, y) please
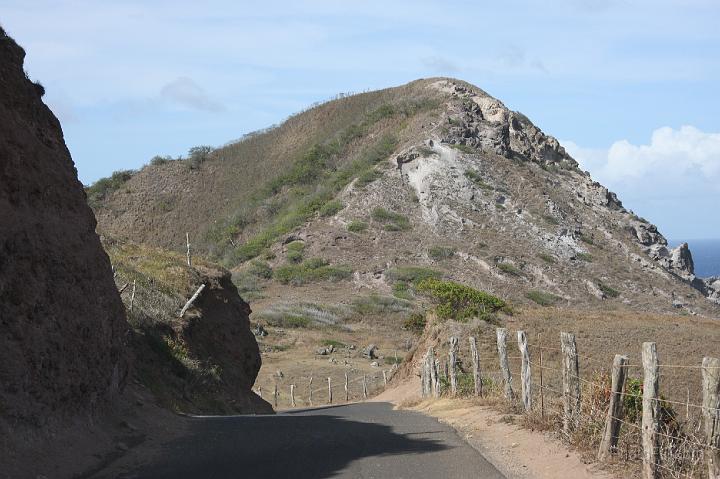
top-left (187, 146), bottom-right (214, 169)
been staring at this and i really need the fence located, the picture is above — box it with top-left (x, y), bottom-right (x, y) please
top-left (254, 364), bottom-right (398, 410)
top-left (419, 329), bottom-right (720, 479)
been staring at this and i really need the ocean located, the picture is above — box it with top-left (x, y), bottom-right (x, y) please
top-left (670, 239), bottom-right (720, 278)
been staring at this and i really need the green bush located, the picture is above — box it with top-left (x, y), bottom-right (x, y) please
top-left (386, 266), bottom-right (441, 284)
top-left (464, 170), bottom-right (493, 190)
top-left (286, 240), bottom-right (305, 252)
top-left (347, 220), bottom-right (368, 233)
top-left (247, 259), bottom-right (273, 279)
top-left (542, 215), bottom-right (560, 225)
top-left (352, 294), bottom-right (413, 315)
top-left (355, 169), bottom-right (382, 188)
top-left (449, 143), bottom-right (478, 154)
top-left (319, 199), bottom-right (344, 217)
top-left (286, 250), bottom-right (303, 263)
top-left (417, 278), bottom-right (507, 322)
top-left (597, 281), bottom-right (620, 298)
top-left (428, 246), bottom-right (455, 260)
top-left (526, 290), bottom-right (561, 306)
top-left (150, 155), bottom-right (173, 166)
top-left (538, 253), bottom-right (556, 264)
top-left (321, 339), bottom-right (345, 348)
top-left (273, 258), bottom-right (352, 285)
top-left (498, 262), bottom-right (523, 276)
top-left (86, 169), bottom-right (136, 206)
top-left (579, 234), bottom-right (594, 245)
top-left (187, 145), bottom-right (214, 169)
top-left (371, 207), bottom-right (410, 231)
top-left (576, 253), bottom-right (593, 262)
top-left (402, 312), bottom-right (426, 334)
top-left (392, 281), bottom-right (414, 300)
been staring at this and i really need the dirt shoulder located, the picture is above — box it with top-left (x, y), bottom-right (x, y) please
top-left (374, 381), bottom-right (616, 479)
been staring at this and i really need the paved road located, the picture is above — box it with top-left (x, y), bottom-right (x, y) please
top-left (111, 402), bottom-right (504, 479)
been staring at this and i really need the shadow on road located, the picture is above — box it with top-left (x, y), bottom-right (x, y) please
top-left (116, 403), bottom-right (451, 479)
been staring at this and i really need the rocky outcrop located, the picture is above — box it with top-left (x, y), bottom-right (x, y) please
top-left (437, 82), bottom-right (578, 168)
top-left (0, 27), bottom-right (129, 428)
top-left (646, 241), bottom-right (720, 305)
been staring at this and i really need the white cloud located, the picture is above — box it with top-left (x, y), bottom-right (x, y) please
top-left (563, 126), bottom-right (720, 238)
top-left (421, 56), bottom-right (460, 73)
top-left (159, 77), bottom-right (225, 113)
top-left (566, 126), bottom-right (720, 185)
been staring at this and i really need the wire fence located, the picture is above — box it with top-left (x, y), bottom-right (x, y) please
top-left (419, 329), bottom-right (720, 479)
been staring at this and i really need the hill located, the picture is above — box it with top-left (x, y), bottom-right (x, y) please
top-left (90, 78), bottom-right (719, 315)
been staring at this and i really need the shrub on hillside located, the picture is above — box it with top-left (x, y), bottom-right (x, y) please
top-left (526, 290), bottom-right (561, 306)
top-left (273, 258), bottom-right (351, 285)
top-left (417, 278), bottom-right (507, 322)
top-left (347, 220), bottom-right (368, 233)
top-left (319, 199), bottom-right (344, 217)
top-left (186, 145), bottom-right (214, 169)
top-left (428, 246), bottom-right (455, 260)
top-left (371, 207), bottom-right (411, 231)
top-left (86, 169), bottom-right (136, 206)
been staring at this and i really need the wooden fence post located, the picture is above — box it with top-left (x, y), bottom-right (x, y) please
top-left (702, 357), bottom-right (720, 479)
top-left (309, 375), bottom-right (313, 406)
top-left (561, 332), bottom-right (581, 435)
top-left (186, 232), bottom-right (192, 267)
top-left (641, 342), bottom-right (660, 479)
top-left (363, 374), bottom-right (368, 399)
top-left (469, 337), bottom-right (482, 397)
top-left (428, 347), bottom-right (437, 398)
top-left (290, 384), bottom-right (296, 407)
top-left (383, 370), bottom-right (388, 387)
top-left (598, 354), bottom-right (629, 461)
top-left (421, 352), bottom-right (429, 398)
top-left (345, 372), bottom-right (349, 402)
top-left (327, 377), bottom-right (333, 404)
top-left (538, 334), bottom-right (544, 418)
top-left (517, 331), bottom-right (532, 412)
top-left (274, 383), bottom-right (278, 408)
top-left (129, 280), bottom-right (136, 312)
top-left (496, 328), bottom-right (514, 401)
top-left (434, 359), bottom-right (441, 397)
top-left (449, 337), bottom-right (458, 396)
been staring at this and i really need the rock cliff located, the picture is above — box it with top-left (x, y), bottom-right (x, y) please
top-left (0, 27), bottom-right (129, 429)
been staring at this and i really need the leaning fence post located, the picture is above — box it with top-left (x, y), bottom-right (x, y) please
top-left (641, 342), bottom-right (660, 479)
top-left (449, 337), bottom-right (458, 396)
top-left (702, 357), bottom-right (720, 479)
top-left (327, 377), bottom-right (333, 404)
top-left (345, 372), bottom-right (349, 402)
top-left (428, 347), bottom-right (437, 398)
top-left (274, 383), bottom-right (278, 408)
top-left (538, 334), bottom-right (544, 418)
top-left (561, 332), bottom-right (581, 435)
top-left (363, 374), bottom-right (368, 399)
top-left (383, 370), bottom-right (388, 387)
top-left (517, 331), bottom-right (532, 412)
top-left (469, 337), bottom-right (482, 397)
top-left (598, 354), bottom-right (629, 461)
top-left (179, 283), bottom-right (206, 318)
top-left (290, 384), bottom-right (296, 407)
top-left (496, 328), bottom-right (514, 401)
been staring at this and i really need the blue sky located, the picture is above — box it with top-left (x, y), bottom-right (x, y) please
top-left (2, 0), bottom-right (719, 238)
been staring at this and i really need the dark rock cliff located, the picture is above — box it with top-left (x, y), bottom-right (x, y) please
top-left (0, 26), bottom-right (129, 428)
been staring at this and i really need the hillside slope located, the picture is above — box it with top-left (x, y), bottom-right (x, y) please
top-left (92, 78), bottom-right (719, 316)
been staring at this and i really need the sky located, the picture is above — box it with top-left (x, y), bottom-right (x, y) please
top-left (2, 0), bottom-right (719, 239)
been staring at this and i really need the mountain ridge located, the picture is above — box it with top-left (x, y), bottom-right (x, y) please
top-left (89, 77), bottom-right (719, 313)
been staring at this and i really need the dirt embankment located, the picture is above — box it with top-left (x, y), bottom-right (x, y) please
top-left (0, 25), bottom-right (129, 471)
top-left (107, 240), bottom-right (272, 414)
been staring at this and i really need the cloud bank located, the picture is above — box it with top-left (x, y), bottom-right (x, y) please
top-left (563, 126), bottom-right (720, 238)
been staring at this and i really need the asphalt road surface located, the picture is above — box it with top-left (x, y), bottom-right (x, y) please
top-left (112, 402), bottom-right (505, 479)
